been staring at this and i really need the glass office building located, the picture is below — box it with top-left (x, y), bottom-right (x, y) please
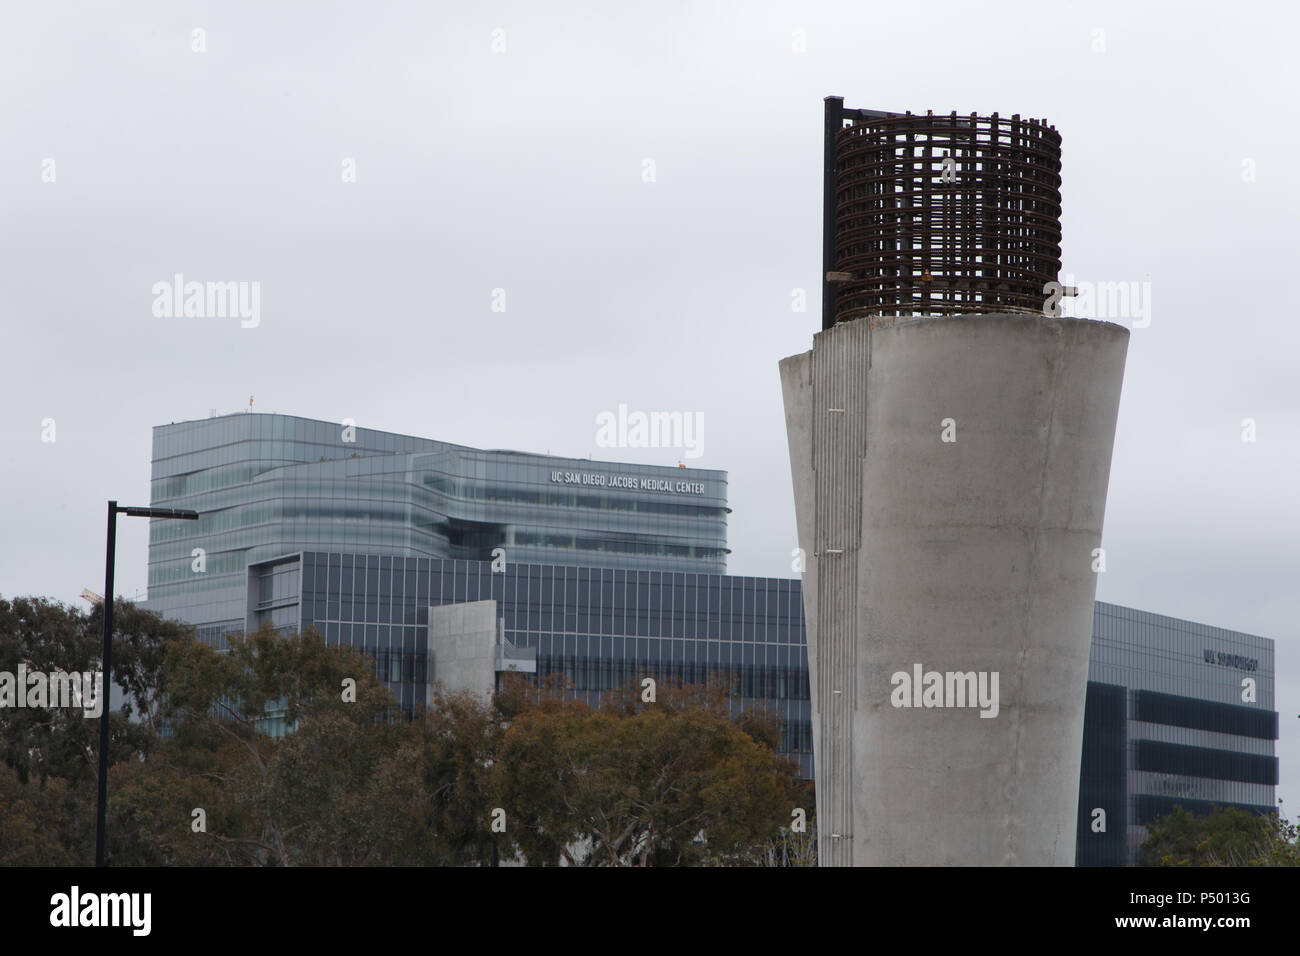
top-left (1076, 603), bottom-right (1278, 865)
top-left (245, 553), bottom-right (814, 776)
top-left (145, 413), bottom-right (728, 643)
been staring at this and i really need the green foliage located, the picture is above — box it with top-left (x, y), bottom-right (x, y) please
top-left (422, 690), bottom-right (505, 866)
top-left (0, 763), bottom-right (87, 865)
top-left (1139, 802), bottom-right (1300, 867)
top-left (0, 594), bottom-right (182, 864)
top-left (0, 595), bottom-right (178, 788)
top-left (1, 595), bottom-right (808, 867)
top-left (118, 626), bottom-right (434, 865)
top-left (495, 676), bottom-right (805, 866)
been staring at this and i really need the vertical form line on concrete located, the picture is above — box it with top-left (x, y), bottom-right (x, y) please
top-left (810, 320), bottom-right (872, 864)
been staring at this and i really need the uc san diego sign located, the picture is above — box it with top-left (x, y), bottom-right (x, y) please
top-left (550, 471), bottom-right (706, 496)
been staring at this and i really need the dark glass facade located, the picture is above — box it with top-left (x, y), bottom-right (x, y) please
top-left (1076, 682), bottom-right (1128, 866)
top-left (268, 553), bottom-right (814, 777)
top-left (1076, 603), bottom-right (1278, 865)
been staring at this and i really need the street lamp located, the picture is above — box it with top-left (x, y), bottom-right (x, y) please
top-left (97, 500), bottom-right (198, 867)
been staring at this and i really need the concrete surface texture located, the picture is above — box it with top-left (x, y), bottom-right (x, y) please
top-left (427, 599), bottom-right (499, 704)
top-left (779, 312), bottom-right (1130, 866)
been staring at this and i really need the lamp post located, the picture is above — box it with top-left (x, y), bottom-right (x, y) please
top-left (97, 501), bottom-right (198, 867)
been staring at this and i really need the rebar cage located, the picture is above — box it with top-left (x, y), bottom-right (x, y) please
top-left (825, 103), bottom-right (1062, 325)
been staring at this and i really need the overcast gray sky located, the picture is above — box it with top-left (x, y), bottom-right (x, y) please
top-left (2, 0), bottom-right (1296, 806)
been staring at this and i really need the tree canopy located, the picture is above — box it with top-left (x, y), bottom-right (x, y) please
top-left (1, 594), bottom-right (809, 866)
top-left (497, 677), bottom-right (805, 865)
top-left (1138, 804), bottom-right (1299, 867)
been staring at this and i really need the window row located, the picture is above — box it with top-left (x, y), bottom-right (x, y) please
top-left (536, 655), bottom-right (811, 700)
top-left (421, 474), bottom-right (725, 518)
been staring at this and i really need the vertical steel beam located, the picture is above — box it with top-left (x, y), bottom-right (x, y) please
top-left (823, 96), bottom-right (843, 331)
